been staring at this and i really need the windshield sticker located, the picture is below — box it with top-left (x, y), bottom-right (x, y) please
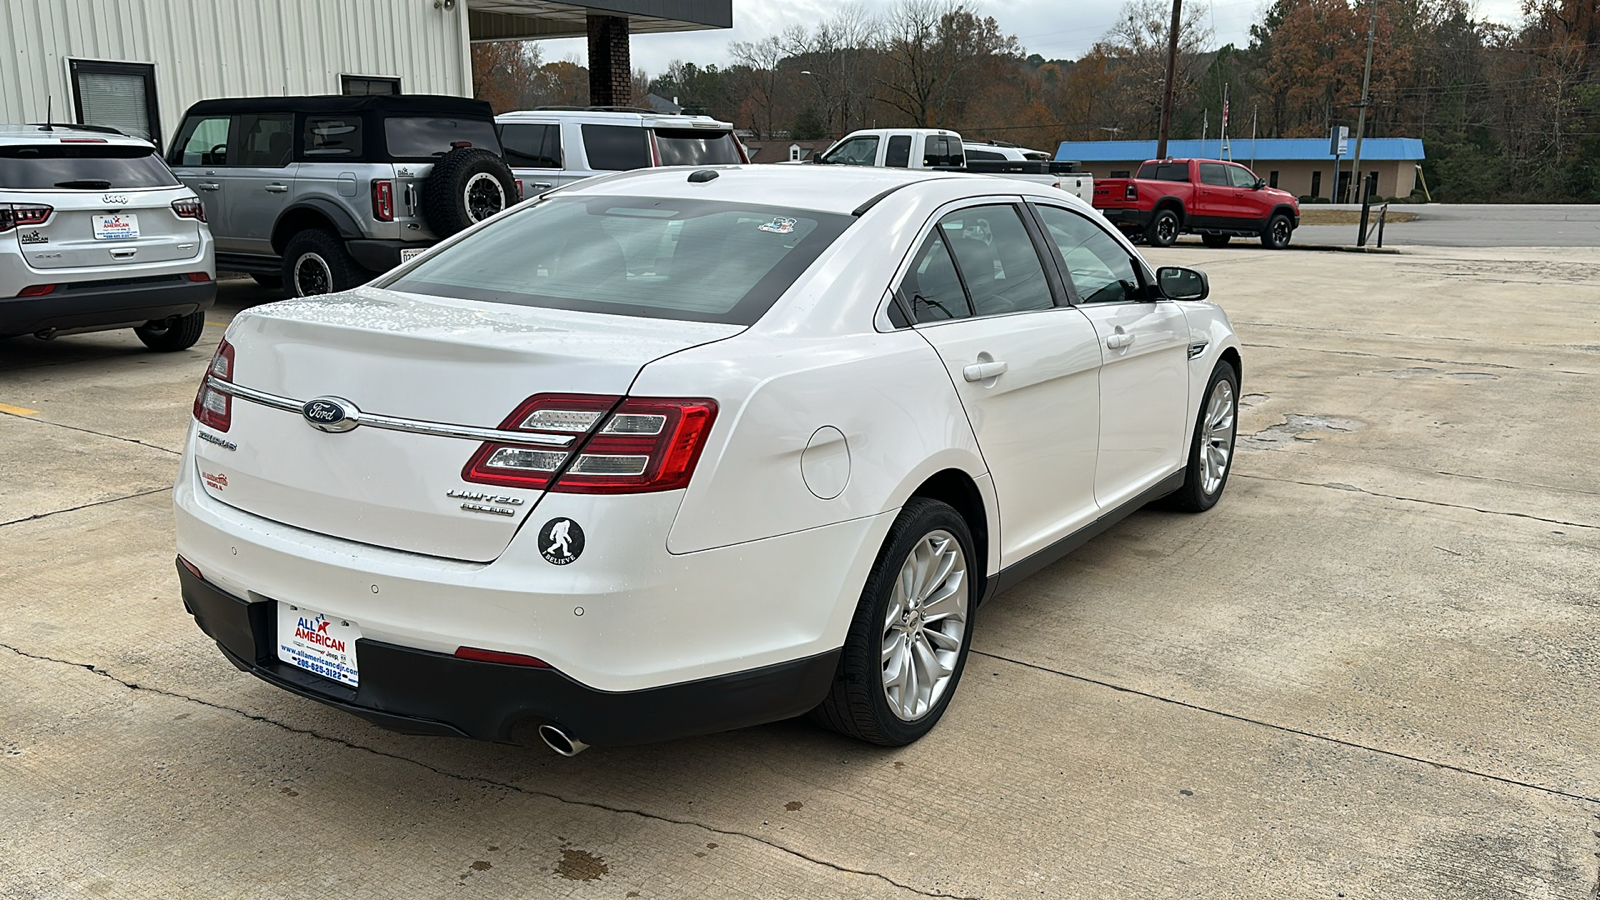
top-left (758, 216), bottom-right (797, 235)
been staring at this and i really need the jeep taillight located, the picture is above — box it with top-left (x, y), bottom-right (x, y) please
top-left (193, 339), bottom-right (235, 432)
top-left (1125, 183), bottom-right (1138, 201)
top-left (0, 203), bottom-right (52, 232)
top-left (371, 179), bottom-right (395, 221)
top-left (462, 394), bottom-right (718, 494)
top-left (172, 198), bottom-right (206, 222)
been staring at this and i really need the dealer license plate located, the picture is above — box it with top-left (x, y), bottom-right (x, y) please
top-left (277, 603), bottom-right (361, 687)
top-left (399, 247), bottom-right (426, 263)
top-left (92, 213), bottom-right (139, 241)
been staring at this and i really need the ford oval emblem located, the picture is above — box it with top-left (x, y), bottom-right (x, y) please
top-left (302, 397), bottom-right (360, 433)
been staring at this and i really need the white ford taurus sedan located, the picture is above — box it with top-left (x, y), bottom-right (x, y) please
top-left (174, 165), bottom-right (1241, 754)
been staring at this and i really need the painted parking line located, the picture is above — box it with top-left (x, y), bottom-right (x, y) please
top-left (0, 402), bottom-right (40, 416)
top-left (206, 320), bottom-right (231, 328)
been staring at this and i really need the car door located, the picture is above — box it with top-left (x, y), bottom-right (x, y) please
top-left (905, 201), bottom-right (1104, 565)
top-left (1226, 163), bottom-right (1270, 225)
top-left (226, 112), bottom-right (296, 257)
top-left (1195, 162), bottom-right (1234, 227)
top-left (1030, 202), bottom-right (1190, 509)
top-left (169, 113), bottom-right (232, 248)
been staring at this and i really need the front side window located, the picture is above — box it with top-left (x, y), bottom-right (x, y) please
top-left (385, 117), bottom-right (500, 159)
top-left (1227, 165), bottom-right (1258, 189)
top-left (0, 144), bottom-right (179, 189)
top-left (582, 124), bottom-right (651, 170)
top-left (1034, 205), bottom-right (1142, 305)
top-left (387, 197), bottom-right (852, 325)
top-left (236, 113), bottom-right (294, 167)
top-left (654, 128), bottom-right (742, 166)
top-left (173, 116), bottom-right (232, 166)
top-left (820, 136), bottom-right (879, 166)
top-left (304, 116), bottom-right (362, 158)
top-left (500, 123), bottom-right (561, 168)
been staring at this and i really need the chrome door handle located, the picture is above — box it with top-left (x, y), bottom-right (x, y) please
top-left (962, 361), bottom-right (1009, 382)
top-left (530, 182), bottom-right (553, 191)
top-left (1106, 332), bottom-right (1135, 350)
top-left (198, 182), bottom-right (220, 191)
top-left (265, 183), bottom-right (289, 193)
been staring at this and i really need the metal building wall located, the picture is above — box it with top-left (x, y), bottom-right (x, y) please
top-left (0, 0), bottom-right (472, 145)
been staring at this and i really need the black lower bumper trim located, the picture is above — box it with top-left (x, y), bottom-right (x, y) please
top-left (346, 239), bottom-right (432, 273)
top-left (1098, 207), bottom-right (1152, 231)
top-left (0, 277), bottom-right (215, 337)
top-left (177, 562), bottom-right (841, 747)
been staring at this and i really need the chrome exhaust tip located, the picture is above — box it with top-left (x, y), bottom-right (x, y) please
top-left (538, 723), bottom-right (589, 757)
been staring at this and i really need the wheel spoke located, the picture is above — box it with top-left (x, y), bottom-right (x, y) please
top-left (925, 626), bottom-right (962, 652)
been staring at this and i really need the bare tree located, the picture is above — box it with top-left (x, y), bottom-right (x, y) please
top-left (730, 35), bottom-right (786, 138)
top-left (874, 0), bottom-right (1015, 127)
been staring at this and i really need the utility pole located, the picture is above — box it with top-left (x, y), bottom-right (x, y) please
top-left (1156, 0), bottom-right (1183, 159)
top-left (1348, 0), bottom-right (1378, 207)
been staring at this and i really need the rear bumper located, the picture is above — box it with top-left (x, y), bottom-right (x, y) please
top-left (178, 562), bottom-right (841, 747)
top-left (346, 239), bottom-right (432, 273)
top-left (0, 275), bottom-right (215, 337)
top-left (1097, 207), bottom-right (1151, 230)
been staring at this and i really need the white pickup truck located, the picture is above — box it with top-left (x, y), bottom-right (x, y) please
top-left (810, 128), bottom-right (1093, 202)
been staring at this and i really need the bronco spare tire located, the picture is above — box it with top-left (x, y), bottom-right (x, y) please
top-left (421, 147), bottom-right (517, 237)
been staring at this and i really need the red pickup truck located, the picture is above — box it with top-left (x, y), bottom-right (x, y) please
top-left (1093, 158), bottom-right (1300, 249)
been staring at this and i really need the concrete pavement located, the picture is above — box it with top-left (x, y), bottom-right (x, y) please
top-left (1, 254), bottom-right (1597, 899)
top-left (1293, 203), bottom-right (1600, 247)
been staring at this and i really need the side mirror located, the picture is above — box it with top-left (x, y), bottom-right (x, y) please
top-left (1157, 266), bottom-right (1209, 301)
top-left (1253, 178), bottom-right (1266, 190)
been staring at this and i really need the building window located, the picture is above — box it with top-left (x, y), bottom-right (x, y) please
top-left (789, 143), bottom-right (802, 162)
top-left (1310, 171), bottom-right (1322, 199)
top-left (70, 59), bottom-right (160, 149)
top-left (1269, 170), bottom-right (1279, 188)
top-left (342, 75), bottom-right (400, 96)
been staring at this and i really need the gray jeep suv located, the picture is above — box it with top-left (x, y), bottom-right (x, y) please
top-left (169, 95), bottom-right (516, 297)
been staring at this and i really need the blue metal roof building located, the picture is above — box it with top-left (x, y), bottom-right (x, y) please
top-left (1054, 137), bottom-right (1426, 200)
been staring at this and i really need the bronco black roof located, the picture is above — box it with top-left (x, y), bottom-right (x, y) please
top-left (181, 95), bottom-right (493, 119)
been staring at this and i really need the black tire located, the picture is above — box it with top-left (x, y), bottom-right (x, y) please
top-left (421, 147), bottom-right (518, 237)
top-left (1200, 234), bottom-right (1231, 248)
top-left (1146, 208), bottom-right (1181, 247)
top-left (1261, 213), bottom-right (1293, 249)
top-left (134, 310), bottom-right (205, 352)
top-left (810, 498), bottom-right (977, 746)
top-left (1167, 361), bottom-right (1239, 512)
top-left (281, 229), bottom-right (368, 297)
top-left (251, 273), bottom-right (282, 288)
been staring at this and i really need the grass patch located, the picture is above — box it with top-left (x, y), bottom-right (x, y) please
top-left (1299, 209), bottom-right (1420, 226)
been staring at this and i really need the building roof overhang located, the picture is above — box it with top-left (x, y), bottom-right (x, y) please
top-left (468, 0), bottom-right (731, 41)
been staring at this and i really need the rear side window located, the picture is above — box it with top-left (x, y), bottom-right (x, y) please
top-left (1137, 163), bottom-right (1189, 182)
top-left (1199, 163), bottom-right (1229, 186)
top-left (236, 113), bottom-right (294, 167)
top-left (500, 123), bottom-right (561, 168)
top-left (938, 205), bottom-right (1053, 318)
top-left (387, 196), bottom-right (853, 325)
top-left (305, 116), bottom-right (362, 158)
top-left (385, 117), bottom-right (501, 159)
top-left (884, 135), bottom-right (912, 168)
top-left (0, 144), bottom-right (179, 189)
top-left (964, 148), bottom-right (1003, 161)
top-left (172, 116), bottom-right (231, 166)
top-left (653, 128), bottom-right (742, 166)
top-left (582, 125), bottom-right (650, 170)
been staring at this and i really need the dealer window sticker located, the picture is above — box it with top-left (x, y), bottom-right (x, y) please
top-left (758, 216), bottom-right (797, 235)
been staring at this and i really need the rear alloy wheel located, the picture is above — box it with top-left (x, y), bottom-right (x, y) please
top-left (1167, 362), bottom-right (1239, 512)
top-left (134, 310), bottom-right (206, 351)
top-left (282, 229), bottom-right (368, 297)
top-left (1146, 208), bottom-right (1181, 247)
top-left (1201, 233), bottom-right (1231, 248)
top-left (811, 498), bottom-right (975, 746)
top-left (1261, 213), bottom-right (1293, 249)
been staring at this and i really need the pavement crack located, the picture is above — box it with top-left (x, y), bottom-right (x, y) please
top-left (5, 413), bottom-right (182, 456)
top-left (1235, 472), bottom-right (1599, 529)
top-left (971, 649), bottom-right (1600, 807)
top-left (0, 487), bottom-right (169, 528)
top-left (0, 642), bottom-right (978, 900)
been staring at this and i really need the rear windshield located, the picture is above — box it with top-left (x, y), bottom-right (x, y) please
top-left (1137, 163), bottom-right (1190, 182)
top-left (0, 144), bottom-right (179, 189)
top-left (387, 196), bottom-right (853, 325)
top-left (653, 128), bottom-right (742, 166)
top-left (384, 117), bottom-right (502, 160)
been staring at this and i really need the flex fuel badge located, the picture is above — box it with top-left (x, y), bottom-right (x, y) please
top-left (538, 518), bottom-right (585, 565)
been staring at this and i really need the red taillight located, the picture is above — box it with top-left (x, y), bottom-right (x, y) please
top-left (172, 197), bottom-right (206, 222)
top-left (59, 137), bottom-right (108, 143)
top-left (371, 179), bottom-right (394, 221)
top-left (1125, 183), bottom-right (1138, 201)
top-left (193, 339), bottom-right (235, 432)
top-left (185, 272), bottom-right (212, 282)
top-left (461, 393), bottom-right (719, 494)
top-left (515, 179), bottom-right (524, 199)
top-left (0, 203), bottom-right (53, 232)
top-left (454, 647), bottom-right (550, 667)
top-left (16, 284), bottom-right (55, 297)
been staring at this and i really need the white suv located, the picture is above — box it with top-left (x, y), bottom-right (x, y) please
top-left (495, 109), bottom-right (746, 194)
top-left (1, 124), bottom-right (215, 350)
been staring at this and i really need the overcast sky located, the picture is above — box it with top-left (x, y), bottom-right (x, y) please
top-left (532, 0), bottom-right (1528, 78)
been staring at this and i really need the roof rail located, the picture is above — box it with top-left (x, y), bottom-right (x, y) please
top-left (26, 122), bottom-right (125, 136)
top-left (530, 105), bottom-right (658, 114)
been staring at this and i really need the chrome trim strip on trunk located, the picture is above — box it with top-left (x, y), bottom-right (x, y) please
top-left (206, 377), bottom-right (576, 448)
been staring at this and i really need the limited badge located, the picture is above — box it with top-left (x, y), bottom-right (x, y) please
top-left (538, 517), bottom-right (585, 566)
